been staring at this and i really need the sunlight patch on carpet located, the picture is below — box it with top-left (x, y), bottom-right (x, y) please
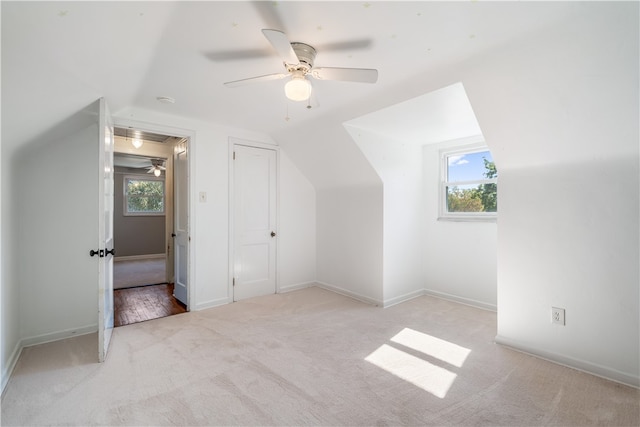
top-left (391, 328), bottom-right (471, 368)
top-left (365, 328), bottom-right (471, 398)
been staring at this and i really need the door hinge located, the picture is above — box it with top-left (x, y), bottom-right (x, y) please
top-left (233, 151), bottom-right (236, 160)
top-left (233, 277), bottom-right (235, 287)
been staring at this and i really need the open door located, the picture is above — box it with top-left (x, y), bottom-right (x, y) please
top-left (173, 139), bottom-right (188, 305)
top-left (98, 98), bottom-right (115, 362)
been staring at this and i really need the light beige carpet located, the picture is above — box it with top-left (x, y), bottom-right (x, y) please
top-left (2, 287), bottom-right (638, 426)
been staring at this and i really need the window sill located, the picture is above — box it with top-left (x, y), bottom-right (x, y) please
top-left (438, 215), bottom-right (497, 223)
top-left (123, 213), bottom-right (166, 217)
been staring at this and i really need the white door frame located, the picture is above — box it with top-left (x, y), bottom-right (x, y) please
top-left (228, 137), bottom-right (280, 303)
top-left (113, 118), bottom-right (195, 311)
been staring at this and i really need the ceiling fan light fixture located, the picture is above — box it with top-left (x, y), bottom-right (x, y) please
top-left (131, 138), bottom-right (143, 149)
top-left (153, 168), bottom-right (161, 177)
top-left (285, 73), bottom-right (312, 101)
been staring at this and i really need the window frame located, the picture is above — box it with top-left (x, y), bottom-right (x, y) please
top-left (123, 174), bottom-right (166, 217)
top-left (438, 144), bottom-right (497, 222)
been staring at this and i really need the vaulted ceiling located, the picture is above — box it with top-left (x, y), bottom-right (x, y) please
top-left (2, 1), bottom-right (580, 154)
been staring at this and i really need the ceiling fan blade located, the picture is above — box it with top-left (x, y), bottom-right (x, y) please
top-left (252, 1), bottom-right (288, 33)
top-left (262, 29), bottom-right (299, 66)
top-left (311, 67), bottom-right (378, 83)
top-left (224, 73), bottom-right (288, 88)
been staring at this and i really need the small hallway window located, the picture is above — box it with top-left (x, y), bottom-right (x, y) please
top-left (124, 176), bottom-right (165, 216)
top-left (440, 145), bottom-right (497, 221)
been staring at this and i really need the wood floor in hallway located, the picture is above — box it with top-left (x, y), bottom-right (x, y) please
top-left (114, 283), bottom-right (187, 327)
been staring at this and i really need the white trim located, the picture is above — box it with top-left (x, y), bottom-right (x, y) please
top-left (228, 137), bottom-right (278, 151)
top-left (228, 140), bottom-right (235, 302)
top-left (382, 289), bottom-right (425, 308)
top-left (437, 215), bottom-right (497, 223)
top-left (315, 281), bottom-right (381, 306)
top-left (495, 335), bottom-right (640, 389)
top-left (380, 288), bottom-right (497, 311)
top-left (194, 297), bottom-right (230, 312)
top-left (114, 253), bottom-right (165, 262)
top-left (20, 323), bottom-right (98, 348)
top-left (278, 281), bottom-right (315, 294)
top-left (423, 288), bottom-right (497, 311)
top-left (2, 341), bottom-right (22, 394)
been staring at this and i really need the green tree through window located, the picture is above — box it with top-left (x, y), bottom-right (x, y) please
top-left (125, 178), bottom-right (165, 214)
top-left (442, 147), bottom-right (497, 218)
top-left (447, 158), bottom-right (497, 213)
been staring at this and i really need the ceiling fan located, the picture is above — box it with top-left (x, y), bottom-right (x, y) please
top-left (146, 159), bottom-right (166, 177)
top-left (224, 29), bottom-right (378, 102)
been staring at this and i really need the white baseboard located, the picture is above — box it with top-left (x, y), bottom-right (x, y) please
top-left (194, 297), bottom-right (230, 311)
top-left (382, 289), bottom-right (426, 308)
top-left (114, 253), bottom-right (165, 262)
top-left (20, 324), bottom-right (98, 348)
top-left (278, 281), bottom-right (315, 294)
top-left (2, 340), bottom-right (22, 395)
top-left (2, 324), bottom-right (98, 395)
top-left (315, 281), bottom-right (382, 306)
top-left (495, 335), bottom-right (640, 389)
top-left (423, 288), bottom-right (497, 312)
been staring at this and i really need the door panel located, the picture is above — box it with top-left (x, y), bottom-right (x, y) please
top-left (98, 98), bottom-right (114, 362)
top-left (233, 145), bottom-right (277, 301)
top-left (173, 141), bottom-right (188, 305)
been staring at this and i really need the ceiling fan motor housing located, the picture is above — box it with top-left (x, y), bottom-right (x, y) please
top-left (289, 42), bottom-right (317, 73)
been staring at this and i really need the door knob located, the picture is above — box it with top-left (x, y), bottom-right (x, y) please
top-left (105, 248), bottom-right (116, 257)
top-left (270, 231), bottom-right (276, 237)
top-left (89, 249), bottom-right (105, 258)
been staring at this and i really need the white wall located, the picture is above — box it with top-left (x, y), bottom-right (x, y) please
top-left (346, 126), bottom-right (424, 306)
top-left (114, 107), bottom-right (317, 310)
top-left (16, 102), bottom-right (101, 345)
top-left (278, 150), bottom-right (316, 292)
top-left (456, 3), bottom-right (639, 385)
top-left (345, 123), bottom-right (496, 310)
top-left (316, 185), bottom-right (383, 304)
top-left (497, 158), bottom-right (638, 385)
top-left (422, 139), bottom-right (497, 310)
top-left (1, 150), bottom-right (21, 392)
top-left (274, 115), bottom-right (384, 304)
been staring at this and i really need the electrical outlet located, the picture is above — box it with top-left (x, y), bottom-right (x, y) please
top-left (552, 307), bottom-right (565, 325)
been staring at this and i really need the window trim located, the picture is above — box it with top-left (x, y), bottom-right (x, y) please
top-left (123, 175), bottom-right (166, 217)
top-left (438, 143), bottom-right (497, 222)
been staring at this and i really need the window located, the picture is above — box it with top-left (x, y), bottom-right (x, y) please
top-left (124, 176), bottom-right (165, 216)
top-left (440, 145), bottom-right (497, 221)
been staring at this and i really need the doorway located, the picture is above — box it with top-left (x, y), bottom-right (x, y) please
top-left (112, 127), bottom-right (190, 326)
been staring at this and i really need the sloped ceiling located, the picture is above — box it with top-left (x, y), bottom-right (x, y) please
top-left (2, 1), bottom-right (580, 156)
top-left (344, 82), bottom-right (482, 145)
